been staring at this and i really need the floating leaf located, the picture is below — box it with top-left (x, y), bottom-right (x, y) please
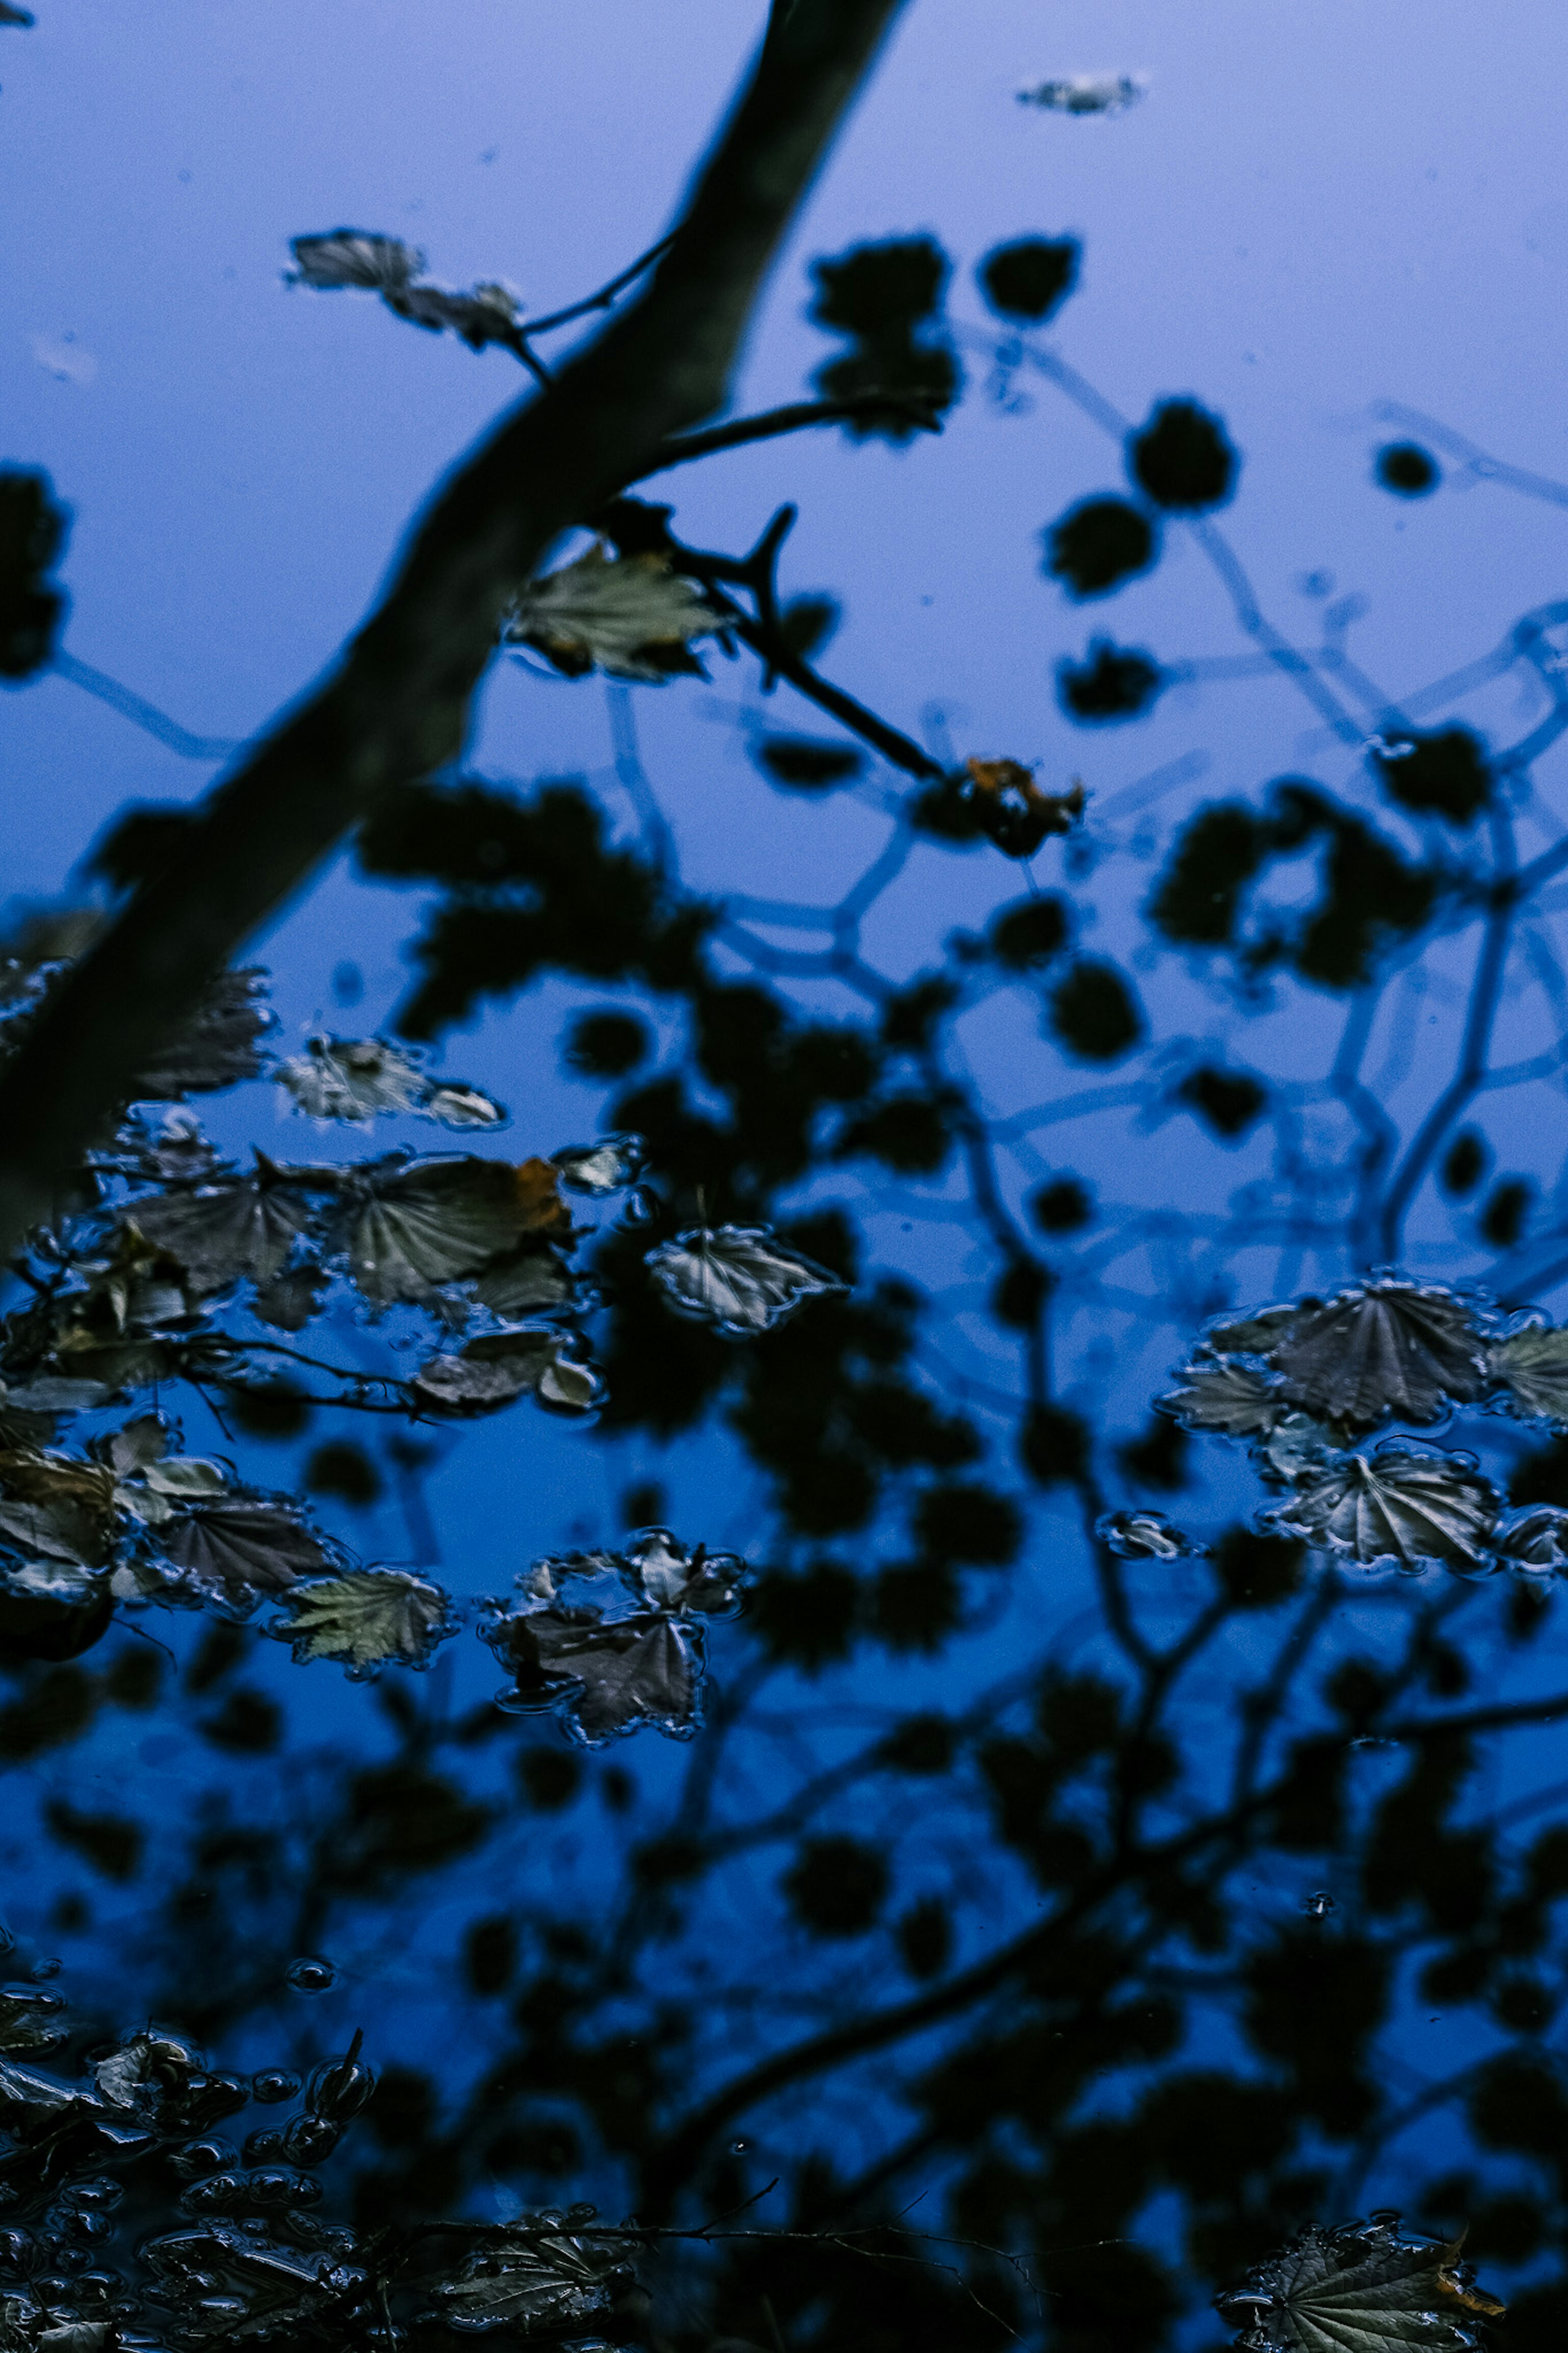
top-left (132, 969), bottom-right (273, 1099)
top-left (125, 1164), bottom-right (313, 1294)
top-left (645, 1223), bottom-right (846, 1338)
top-left (435, 2223), bottom-right (627, 2332)
top-left (1492, 1504), bottom-right (1568, 1572)
top-left (412, 1332), bottom-right (601, 1416)
top-left (1098, 1508), bottom-right (1204, 1559)
top-left (1269, 1280), bottom-right (1488, 1429)
top-left (1266, 1443), bottom-right (1499, 1572)
top-left (503, 545), bottom-right (724, 684)
top-left (485, 1606), bottom-right (704, 1745)
top-left (0, 1451), bottom-right (118, 1566)
top-left (0, 1985), bottom-right (65, 2055)
top-left (267, 1568), bottom-right (457, 1678)
top-left (1215, 2215), bottom-right (1502, 2353)
top-left (140, 2224), bottom-right (354, 2341)
top-left (550, 1134), bottom-right (646, 1196)
top-left (276, 1037), bottom-right (506, 1130)
top-left (1018, 72), bottom-right (1147, 114)
top-left (288, 229), bottom-right (424, 293)
top-left (469, 1248), bottom-right (577, 1320)
top-left (156, 1498), bottom-right (330, 1616)
top-left (348, 1157), bottom-right (565, 1306)
top-left (1158, 1358), bottom-right (1287, 1436)
top-left (1486, 1320), bottom-right (1568, 1424)
top-left (533, 1527), bottom-right (748, 1617)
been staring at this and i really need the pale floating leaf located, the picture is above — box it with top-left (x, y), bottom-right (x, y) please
top-left (1492, 1504), bottom-right (1568, 1572)
top-left (436, 2225), bottom-right (627, 2333)
top-left (0, 1374), bottom-right (109, 1414)
top-left (1158, 1357), bottom-right (1287, 1436)
top-left (288, 228), bottom-right (424, 293)
top-left (125, 1164), bottom-right (313, 1293)
top-left (94, 2030), bottom-right (200, 2114)
top-left (388, 279), bottom-right (521, 350)
top-left (1268, 1281), bottom-right (1487, 1429)
top-left (140, 2225), bottom-right (356, 2342)
top-left (550, 1134), bottom-right (646, 1196)
top-left (645, 1222), bottom-right (846, 1338)
top-left (268, 1568), bottom-right (457, 1678)
top-left (504, 545), bottom-right (724, 684)
top-left (413, 1331), bottom-right (601, 1416)
top-left (1215, 2215), bottom-right (1503, 2353)
top-left (422, 1081), bottom-right (508, 1130)
top-left (157, 1498), bottom-right (329, 1616)
top-left (1266, 1443), bottom-right (1499, 1572)
top-left (1486, 1319), bottom-right (1568, 1424)
top-left (1098, 1508), bottom-right (1205, 1559)
top-left (131, 968), bottom-right (273, 1099)
top-left (275, 1036), bottom-right (458, 1124)
top-left (1018, 72), bottom-right (1147, 114)
top-left (348, 1156), bottom-right (566, 1306)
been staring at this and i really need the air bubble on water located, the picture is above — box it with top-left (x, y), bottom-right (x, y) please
top-left (252, 2069), bottom-right (301, 2105)
top-left (1367, 2207), bottom-right (1401, 2228)
top-left (285, 1957), bottom-right (337, 1993)
top-left (1301, 1890), bottom-right (1336, 1919)
top-left (29, 1958), bottom-right (63, 1981)
top-left (730, 2139), bottom-right (748, 2153)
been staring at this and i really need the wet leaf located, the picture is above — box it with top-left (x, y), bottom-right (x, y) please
top-left (435, 2223), bottom-right (626, 2331)
top-left (267, 1568), bottom-right (457, 1677)
top-left (412, 1331), bottom-right (601, 1416)
top-left (488, 1606), bottom-right (702, 1743)
top-left (0, 1452), bottom-right (118, 1566)
top-left (1487, 1320), bottom-right (1568, 1424)
top-left (288, 228), bottom-right (424, 292)
top-left (156, 1499), bottom-right (330, 1616)
top-left (0, 1986), bottom-right (65, 2056)
top-left (388, 279), bottom-right (521, 350)
top-left (348, 1156), bottom-right (566, 1305)
top-left (1266, 1443), bottom-right (1499, 1572)
top-left (124, 1165), bottom-right (313, 1294)
top-left (1158, 1357), bottom-right (1288, 1436)
top-left (140, 2224), bottom-right (354, 2341)
top-left (533, 1527), bottom-right (748, 1617)
top-left (132, 969), bottom-right (273, 1099)
top-left (276, 1037), bottom-right (505, 1129)
top-left (1097, 1508), bottom-right (1205, 1559)
top-left (470, 1247), bottom-right (576, 1321)
top-left (1492, 1504), bottom-right (1568, 1572)
top-left (503, 545), bottom-right (724, 683)
top-left (1268, 1280), bottom-right (1488, 1428)
top-left (1216, 2216), bottom-right (1503, 2353)
top-left (550, 1133), bottom-right (646, 1196)
top-left (645, 1223), bottom-right (846, 1338)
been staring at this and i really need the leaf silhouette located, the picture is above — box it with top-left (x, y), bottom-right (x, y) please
top-left (1486, 1320), bottom-right (1568, 1423)
top-left (435, 2223), bottom-right (627, 2331)
top-left (1268, 1280), bottom-right (1488, 1428)
top-left (267, 1568), bottom-right (457, 1677)
top-left (140, 2225), bottom-right (351, 2341)
top-left (347, 1156), bottom-right (566, 1305)
top-left (1216, 2216), bottom-right (1503, 2353)
top-left (645, 1223), bottom-right (846, 1338)
top-left (504, 546), bottom-right (723, 683)
top-left (1266, 1443), bottom-right (1500, 1572)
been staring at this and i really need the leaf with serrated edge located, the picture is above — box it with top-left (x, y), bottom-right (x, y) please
top-left (1158, 1357), bottom-right (1286, 1435)
top-left (349, 1157), bottom-right (565, 1305)
top-left (269, 1568), bottom-right (455, 1677)
top-left (645, 1223), bottom-right (846, 1338)
top-left (125, 1172), bottom-right (312, 1294)
top-left (504, 545), bottom-right (723, 684)
top-left (435, 2227), bottom-right (625, 2331)
top-left (1216, 2216), bottom-right (1503, 2353)
top-left (1265, 1444), bottom-right (1498, 1572)
top-left (1268, 1280), bottom-right (1487, 1429)
top-left (158, 1500), bottom-right (329, 1615)
top-left (1487, 1320), bottom-right (1568, 1424)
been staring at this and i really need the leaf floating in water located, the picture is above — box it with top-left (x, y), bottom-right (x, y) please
top-left (435, 2220), bottom-right (628, 2332)
top-left (1097, 1508), bottom-right (1205, 1559)
top-left (288, 228), bottom-right (425, 293)
top-left (348, 1156), bottom-right (566, 1306)
top-left (275, 1037), bottom-right (506, 1130)
top-left (1266, 1443), bottom-right (1499, 1573)
top-left (131, 969), bottom-right (274, 1100)
top-left (1266, 1280), bottom-right (1488, 1429)
top-left (1157, 1357), bottom-right (1287, 1436)
top-left (470, 1247), bottom-right (577, 1321)
top-left (156, 1498), bottom-right (331, 1616)
top-left (536, 1526), bottom-right (749, 1617)
top-left (503, 545), bottom-right (725, 684)
top-left (0, 1985), bottom-right (65, 2056)
top-left (1018, 72), bottom-right (1147, 115)
top-left (1492, 1504), bottom-right (1568, 1572)
top-left (645, 1223), bottom-right (846, 1338)
top-left (1215, 2214), bottom-right (1503, 2353)
top-left (1486, 1319), bottom-right (1568, 1424)
top-left (412, 1332), bottom-right (601, 1416)
top-left (140, 2223), bottom-right (356, 2340)
top-left (124, 1162), bottom-right (313, 1294)
top-left (267, 1567), bottom-right (456, 1678)
top-left (550, 1134), bottom-right (646, 1196)
top-left (0, 1450), bottom-right (118, 1566)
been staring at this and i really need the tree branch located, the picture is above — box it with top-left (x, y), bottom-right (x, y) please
top-left (0, 0), bottom-right (910, 1257)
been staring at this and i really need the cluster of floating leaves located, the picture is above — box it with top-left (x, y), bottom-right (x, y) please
top-left (1154, 1276), bottom-right (1568, 1574)
top-left (481, 1527), bottom-right (751, 1745)
top-left (0, 1960), bottom-right (646, 2351)
top-left (1214, 2212), bottom-right (1503, 2353)
top-left (0, 953), bottom-right (840, 1691)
